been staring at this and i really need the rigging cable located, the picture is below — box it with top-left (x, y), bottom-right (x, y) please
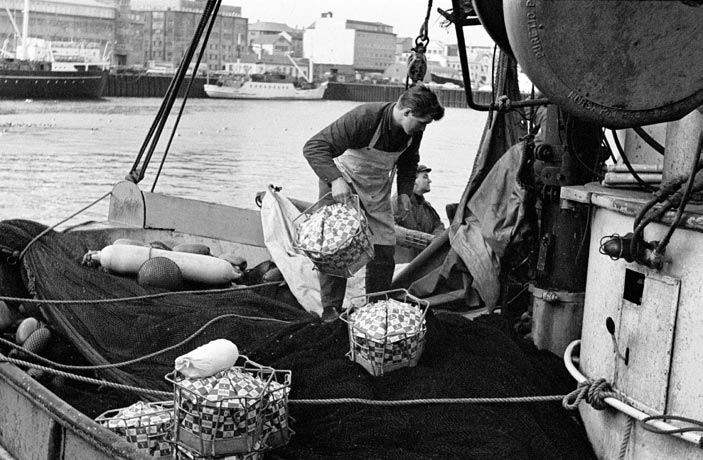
top-left (127, 0), bottom-right (221, 184)
top-left (651, 132), bottom-right (703, 259)
top-left (151, 0), bottom-right (223, 191)
top-left (405, 0), bottom-right (432, 89)
top-left (633, 126), bottom-right (665, 155)
top-left (610, 129), bottom-right (658, 193)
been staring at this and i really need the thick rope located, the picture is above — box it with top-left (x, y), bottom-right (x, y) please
top-left (289, 395), bottom-right (563, 406)
top-left (0, 281), bottom-right (288, 306)
top-left (0, 313), bottom-right (293, 371)
top-left (0, 354), bottom-right (568, 406)
top-left (562, 378), bottom-right (622, 411)
top-left (618, 416), bottom-right (633, 460)
top-left (0, 354), bottom-right (171, 398)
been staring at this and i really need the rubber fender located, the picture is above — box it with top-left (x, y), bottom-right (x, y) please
top-left (138, 257), bottom-right (184, 290)
top-left (262, 267), bottom-right (283, 283)
top-left (172, 243), bottom-right (211, 255)
top-left (244, 260), bottom-right (277, 285)
top-left (93, 245), bottom-right (241, 285)
top-left (113, 238), bottom-right (147, 246)
top-left (149, 241), bottom-right (172, 251)
top-left (16, 317), bottom-right (41, 345)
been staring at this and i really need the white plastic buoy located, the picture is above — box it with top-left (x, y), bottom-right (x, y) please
top-left (91, 245), bottom-right (241, 285)
top-left (16, 317), bottom-right (41, 345)
top-left (174, 339), bottom-right (239, 378)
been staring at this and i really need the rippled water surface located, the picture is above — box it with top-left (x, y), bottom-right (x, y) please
top-left (0, 97), bottom-right (485, 228)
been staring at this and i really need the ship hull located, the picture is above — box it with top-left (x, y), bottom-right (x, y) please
top-left (203, 81), bottom-right (327, 100)
top-left (0, 69), bottom-right (108, 99)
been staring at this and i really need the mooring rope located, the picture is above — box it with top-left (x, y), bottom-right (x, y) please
top-left (562, 377), bottom-right (623, 411)
top-left (618, 416), bottom-right (634, 460)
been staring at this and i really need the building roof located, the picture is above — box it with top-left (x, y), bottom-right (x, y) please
top-left (248, 21), bottom-right (296, 34)
top-left (256, 34), bottom-right (292, 46)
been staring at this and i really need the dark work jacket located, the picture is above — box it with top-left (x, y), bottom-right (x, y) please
top-left (303, 102), bottom-right (422, 197)
top-left (392, 192), bottom-right (446, 236)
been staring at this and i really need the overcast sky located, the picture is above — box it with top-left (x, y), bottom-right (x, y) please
top-left (225, 0), bottom-right (494, 46)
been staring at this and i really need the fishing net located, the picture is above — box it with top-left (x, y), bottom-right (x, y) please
top-left (0, 219), bottom-right (596, 460)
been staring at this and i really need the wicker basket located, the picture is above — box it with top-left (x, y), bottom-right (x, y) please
top-left (340, 289), bottom-right (429, 376)
top-left (293, 193), bottom-right (374, 278)
top-left (95, 401), bottom-right (174, 459)
top-left (165, 356), bottom-right (292, 457)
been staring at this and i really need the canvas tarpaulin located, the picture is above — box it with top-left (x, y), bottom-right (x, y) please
top-left (393, 49), bottom-right (530, 312)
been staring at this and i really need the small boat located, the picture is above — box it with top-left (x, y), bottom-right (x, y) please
top-left (430, 71), bottom-right (464, 88)
top-left (0, 5), bottom-right (109, 99)
top-left (204, 71), bottom-right (328, 100)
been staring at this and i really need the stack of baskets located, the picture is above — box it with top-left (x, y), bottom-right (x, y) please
top-left (293, 193), bottom-right (374, 278)
top-left (341, 289), bottom-right (429, 376)
top-left (166, 357), bottom-right (292, 458)
top-left (98, 357), bottom-right (292, 459)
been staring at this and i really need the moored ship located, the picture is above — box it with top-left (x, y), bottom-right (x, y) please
top-left (0, 5), bottom-right (109, 99)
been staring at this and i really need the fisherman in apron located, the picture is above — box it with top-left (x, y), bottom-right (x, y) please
top-left (303, 85), bottom-right (445, 322)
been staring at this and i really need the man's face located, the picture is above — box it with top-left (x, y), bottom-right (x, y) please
top-left (400, 109), bottom-right (434, 135)
top-left (414, 171), bottom-right (432, 195)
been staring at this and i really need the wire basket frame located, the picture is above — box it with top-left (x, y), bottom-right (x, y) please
top-left (165, 356), bottom-right (292, 457)
top-left (292, 193), bottom-right (374, 278)
top-left (95, 401), bottom-right (174, 459)
top-left (340, 289), bottom-right (429, 376)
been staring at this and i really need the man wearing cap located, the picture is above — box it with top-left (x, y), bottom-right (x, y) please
top-left (393, 164), bottom-right (446, 236)
top-left (303, 85), bottom-right (445, 322)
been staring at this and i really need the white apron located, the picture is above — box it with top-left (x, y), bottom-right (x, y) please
top-left (333, 120), bottom-right (412, 245)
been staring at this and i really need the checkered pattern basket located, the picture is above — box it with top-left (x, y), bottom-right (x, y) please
top-left (96, 401), bottom-right (174, 459)
top-left (165, 356), bottom-right (292, 457)
top-left (293, 193), bottom-right (374, 278)
top-left (340, 289), bottom-right (429, 376)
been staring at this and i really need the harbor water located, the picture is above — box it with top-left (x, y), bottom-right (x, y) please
top-left (0, 97), bottom-right (485, 228)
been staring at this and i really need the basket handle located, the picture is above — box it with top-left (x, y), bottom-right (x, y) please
top-left (300, 192), bottom-right (362, 216)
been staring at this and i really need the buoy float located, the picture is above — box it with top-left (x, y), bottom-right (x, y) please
top-left (113, 238), bottom-right (147, 247)
top-left (219, 252), bottom-right (247, 271)
top-left (22, 326), bottom-right (51, 355)
top-left (16, 317), bottom-right (41, 345)
top-left (172, 243), bottom-right (211, 255)
top-left (90, 244), bottom-right (241, 285)
top-left (262, 267), bottom-right (283, 283)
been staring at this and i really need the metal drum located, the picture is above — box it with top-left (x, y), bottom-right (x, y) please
top-left (503, 0), bottom-right (703, 128)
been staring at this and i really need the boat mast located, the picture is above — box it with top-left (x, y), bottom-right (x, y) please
top-left (18, 0), bottom-right (29, 59)
top-left (287, 53), bottom-right (311, 83)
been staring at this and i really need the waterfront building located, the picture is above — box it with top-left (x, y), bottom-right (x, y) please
top-left (131, 0), bottom-right (248, 72)
top-left (303, 12), bottom-right (396, 81)
top-left (248, 21), bottom-right (303, 58)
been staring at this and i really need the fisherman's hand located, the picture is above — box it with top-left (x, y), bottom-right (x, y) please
top-left (331, 177), bottom-right (352, 203)
top-left (397, 193), bottom-right (411, 221)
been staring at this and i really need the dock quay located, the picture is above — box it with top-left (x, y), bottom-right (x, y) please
top-left (104, 74), bottom-right (491, 108)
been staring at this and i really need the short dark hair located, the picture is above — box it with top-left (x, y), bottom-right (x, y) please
top-left (397, 85), bottom-right (445, 121)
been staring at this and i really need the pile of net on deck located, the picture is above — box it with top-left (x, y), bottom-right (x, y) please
top-left (0, 218), bottom-right (596, 460)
